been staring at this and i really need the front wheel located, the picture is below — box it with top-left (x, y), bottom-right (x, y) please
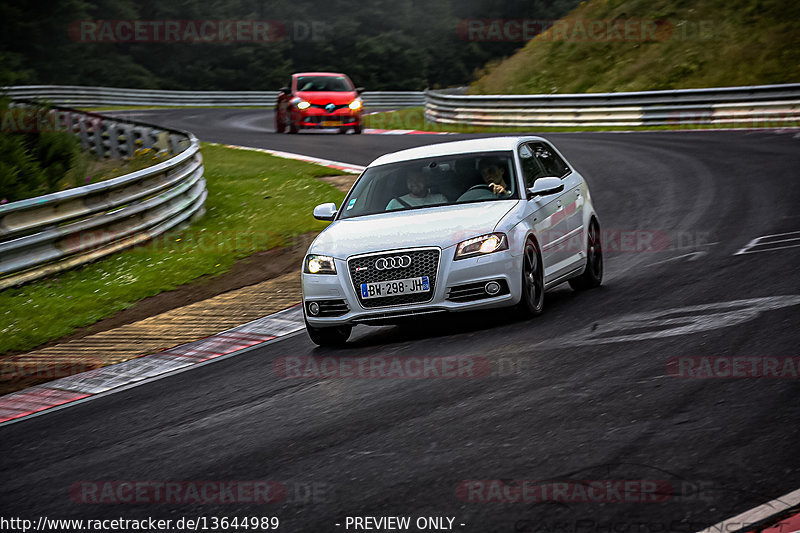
top-left (569, 219), bottom-right (603, 291)
top-left (517, 239), bottom-right (545, 316)
top-left (353, 123), bottom-right (362, 134)
top-left (305, 319), bottom-right (352, 347)
top-left (274, 110), bottom-right (285, 133)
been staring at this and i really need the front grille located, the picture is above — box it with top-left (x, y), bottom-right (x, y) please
top-left (348, 248), bottom-right (440, 309)
top-left (308, 299), bottom-right (349, 317)
top-left (310, 103), bottom-right (349, 111)
top-left (447, 280), bottom-right (510, 302)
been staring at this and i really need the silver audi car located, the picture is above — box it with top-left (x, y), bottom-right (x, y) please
top-left (301, 137), bottom-right (602, 346)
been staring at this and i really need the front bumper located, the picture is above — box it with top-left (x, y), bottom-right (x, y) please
top-left (295, 108), bottom-right (361, 128)
top-left (302, 246), bottom-right (523, 327)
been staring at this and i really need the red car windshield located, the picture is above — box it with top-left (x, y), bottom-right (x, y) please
top-left (295, 76), bottom-right (352, 92)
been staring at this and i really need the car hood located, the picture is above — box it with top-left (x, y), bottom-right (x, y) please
top-left (310, 201), bottom-right (519, 259)
top-left (296, 91), bottom-right (357, 105)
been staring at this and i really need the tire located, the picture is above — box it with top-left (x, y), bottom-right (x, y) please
top-left (517, 238), bottom-right (545, 316)
top-left (305, 318), bottom-right (352, 347)
top-left (288, 120), bottom-right (298, 134)
top-left (353, 123), bottom-right (362, 134)
top-left (569, 219), bottom-right (603, 291)
top-left (338, 127), bottom-right (348, 134)
top-left (274, 110), bottom-right (285, 133)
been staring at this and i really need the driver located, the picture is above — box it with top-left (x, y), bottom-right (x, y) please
top-left (478, 158), bottom-right (511, 196)
top-left (386, 168), bottom-right (448, 210)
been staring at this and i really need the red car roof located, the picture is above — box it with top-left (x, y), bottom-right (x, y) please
top-left (292, 72), bottom-right (348, 77)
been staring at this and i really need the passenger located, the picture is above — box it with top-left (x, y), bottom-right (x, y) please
top-left (386, 169), bottom-right (448, 210)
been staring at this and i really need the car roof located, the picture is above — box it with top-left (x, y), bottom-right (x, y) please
top-left (369, 136), bottom-right (548, 167)
top-left (293, 72), bottom-right (348, 78)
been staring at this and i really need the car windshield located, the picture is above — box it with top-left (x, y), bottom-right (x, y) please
top-left (296, 76), bottom-right (352, 92)
top-left (338, 151), bottom-right (519, 220)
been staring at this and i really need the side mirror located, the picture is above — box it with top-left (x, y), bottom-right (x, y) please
top-left (355, 87), bottom-right (365, 95)
top-left (279, 87), bottom-right (291, 95)
top-left (527, 177), bottom-right (564, 200)
top-left (313, 202), bottom-right (337, 221)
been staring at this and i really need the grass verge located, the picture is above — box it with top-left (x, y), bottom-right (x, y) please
top-left (471, 0), bottom-right (800, 95)
top-left (0, 142), bottom-right (345, 354)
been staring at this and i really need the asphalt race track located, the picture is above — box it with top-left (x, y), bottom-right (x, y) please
top-left (2, 109), bottom-right (799, 532)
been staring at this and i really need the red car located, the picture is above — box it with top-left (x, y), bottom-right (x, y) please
top-left (275, 72), bottom-right (364, 134)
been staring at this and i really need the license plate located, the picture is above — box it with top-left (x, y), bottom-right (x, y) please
top-left (360, 276), bottom-right (430, 299)
top-left (321, 120), bottom-right (339, 127)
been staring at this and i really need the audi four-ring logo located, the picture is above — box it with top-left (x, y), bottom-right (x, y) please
top-left (374, 255), bottom-right (412, 270)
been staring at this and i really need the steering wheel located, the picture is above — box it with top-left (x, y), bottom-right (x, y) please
top-left (469, 183), bottom-right (509, 195)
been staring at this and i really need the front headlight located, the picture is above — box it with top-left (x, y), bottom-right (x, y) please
top-left (296, 101), bottom-right (311, 110)
top-left (454, 233), bottom-right (508, 260)
top-left (304, 254), bottom-right (336, 274)
top-left (348, 100), bottom-right (362, 110)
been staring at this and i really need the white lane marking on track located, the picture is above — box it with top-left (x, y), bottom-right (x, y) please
top-left (734, 230), bottom-right (800, 255)
top-left (211, 143), bottom-right (365, 174)
top-left (645, 245), bottom-right (718, 267)
top-left (696, 487), bottom-right (800, 533)
top-left (364, 128), bottom-right (452, 135)
top-left (544, 295), bottom-right (800, 347)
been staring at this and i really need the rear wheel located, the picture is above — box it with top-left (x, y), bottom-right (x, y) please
top-left (305, 318), bottom-right (351, 347)
top-left (569, 219), bottom-right (603, 291)
top-left (518, 239), bottom-right (544, 316)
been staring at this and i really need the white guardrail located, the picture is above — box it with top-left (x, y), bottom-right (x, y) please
top-left (424, 84), bottom-right (800, 128)
top-left (4, 85), bottom-right (424, 108)
top-left (0, 102), bottom-right (206, 290)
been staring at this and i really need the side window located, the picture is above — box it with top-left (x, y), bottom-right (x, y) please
top-left (532, 142), bottom-right (569, 177)
top-left (518, 143), bottom-right (547, 187)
